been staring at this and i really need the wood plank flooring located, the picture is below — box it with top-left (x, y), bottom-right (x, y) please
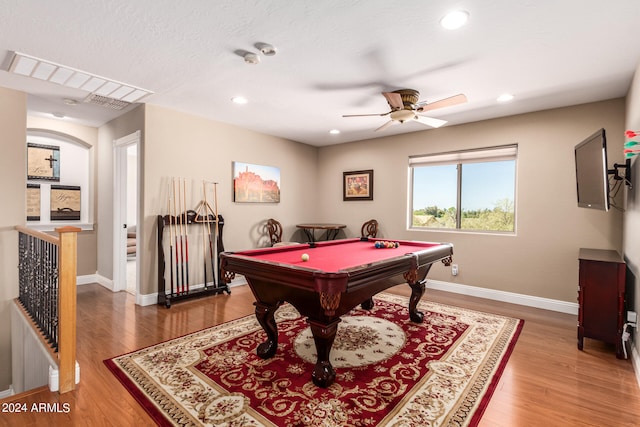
top-left (1, 283), bottom-right (639, 426)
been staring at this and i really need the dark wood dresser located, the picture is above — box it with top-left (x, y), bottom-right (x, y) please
top-left (577, 248), bottom-right (626, 358)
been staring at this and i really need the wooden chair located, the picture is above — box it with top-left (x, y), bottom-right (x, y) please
top-left (266, 218), bottom-right (300, 247)
top-left (266, 218), bottom-right (283, 246)
top-left (361, 219), bottom-right (378, 238)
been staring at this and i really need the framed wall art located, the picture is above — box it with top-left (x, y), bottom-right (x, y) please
top-left (343, 169), bottom-right (374, 201)
top-left (50, 185), bottom-right (81, 220)
top-left (233, 162), bottom-right (281, 203)
top-left (27, 143), bottom-right (60, 181)
top-left (26, 184), bottom-right (41, 221)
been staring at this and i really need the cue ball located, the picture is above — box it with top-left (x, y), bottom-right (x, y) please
top-left (301, 253), bottom-right (310, 261)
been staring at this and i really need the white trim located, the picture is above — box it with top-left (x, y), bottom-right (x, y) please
top-left (48, 362), bottom-right (80, 392)
top-left (409, 144), bottom-right (518, 166)
top-left (426, 279), bottom-right (579, 315)
top-left (113, 131), bottom-right (141, 294)
top-left (0, 385), bottom-right (14, 399)
top-left (137, 292), bottom-right (157, 307)
top-left (28, 223), bottom-right (94, 232)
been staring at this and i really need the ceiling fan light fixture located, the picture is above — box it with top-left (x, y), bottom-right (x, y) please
top-left (440, 10), bottom-right (469, 30)
top-left (256, 43), bottom-right (277, 56)
top-left (243, 53), bottom-right (260, 64)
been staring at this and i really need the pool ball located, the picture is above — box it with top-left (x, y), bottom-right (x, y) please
top-left (301, 253), bottom-right (310, 261)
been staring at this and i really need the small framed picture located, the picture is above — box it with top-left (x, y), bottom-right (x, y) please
top-left (27, 143), bottom-right (60, 181)
top-left (26, 184), bottom-right (41, 221)
top-left (50, 185), bottom-right (81, 220)
top-left (343, 169), bottom-right (373, 201)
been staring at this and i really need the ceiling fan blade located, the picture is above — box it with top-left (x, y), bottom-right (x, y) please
top-left (343, 112), bottom-right (391, 117)
top-left (382, 92), bottom-right (404, 110)
top-left (417, 94), bottom-right (467, 113)
top-left (375, 120), bottom-right (397, 132)
top-left (415, 116), bottom-right (447, 128)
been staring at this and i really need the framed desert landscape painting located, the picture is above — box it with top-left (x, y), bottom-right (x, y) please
top-left (233, 162), bottom-right (281, 203)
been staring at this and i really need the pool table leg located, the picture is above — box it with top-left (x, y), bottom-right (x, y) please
top-left (361, 297), bottom-right (374, 310)
top-left (308, 318), bottom-right (340, 388)
top-left (254, 301), bottom-right (280, 359)
top-left (408, 279), bottom-right (426, 323)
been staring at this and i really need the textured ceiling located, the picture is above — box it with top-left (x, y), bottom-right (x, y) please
top-left (1, 0), bottom-right (639, 146)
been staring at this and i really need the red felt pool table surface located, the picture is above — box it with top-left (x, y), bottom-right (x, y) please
top-left (229, 238), bottom-right (445, 272)
top-left (220, 237), bottom-right (453, 387)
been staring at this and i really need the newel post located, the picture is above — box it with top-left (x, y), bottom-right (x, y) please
top-left (56, 226), bottom-right (80, 393)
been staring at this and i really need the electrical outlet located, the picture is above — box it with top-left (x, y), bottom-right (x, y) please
top-left (627, 311), bottom-right (637, 324)
top-left (451, 264), bottom-right (458, 276)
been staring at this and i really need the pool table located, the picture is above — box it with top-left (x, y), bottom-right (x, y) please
top-left (220, 237), bottom-right (453, 387)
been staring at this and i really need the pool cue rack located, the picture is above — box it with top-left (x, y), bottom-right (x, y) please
top-left (156, 210), bottom-right (230, 308)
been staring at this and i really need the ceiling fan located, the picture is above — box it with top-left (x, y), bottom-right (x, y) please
top-left (343, 89), bottom-right (467, 132)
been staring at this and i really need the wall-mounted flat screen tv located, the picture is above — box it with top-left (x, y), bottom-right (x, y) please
top-left (574, 128), bottom-right (609, 211)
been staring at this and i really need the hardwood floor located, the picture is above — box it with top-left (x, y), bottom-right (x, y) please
top-left (2, 283), bottom-right (639, 426)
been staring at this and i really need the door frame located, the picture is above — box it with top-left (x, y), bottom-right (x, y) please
top-left (113, 131), bottom-right (141, 295)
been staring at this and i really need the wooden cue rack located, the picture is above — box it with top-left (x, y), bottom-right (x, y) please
top-left (156, 210), bottom-right (230, 308)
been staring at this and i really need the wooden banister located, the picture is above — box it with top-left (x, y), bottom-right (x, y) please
top-left (14, 225), bottom-right (80, 393)
top-left (56, 226), bottom-right (79, 393)
top-left (15, 225), bottom-right (59, 245)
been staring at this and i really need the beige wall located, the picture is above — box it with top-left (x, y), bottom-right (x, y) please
top-left (317, 99), bottom-right (625, 303)
top-left (96, 105), bottom-right (145, 281)
top-left (624, 63), bottom-right (640, 351)
top-left (0, 87), bottom-right (26, 390)
top-left (141, 105), bottom-right (318, 295)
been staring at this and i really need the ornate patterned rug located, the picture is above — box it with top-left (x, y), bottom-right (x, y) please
top-left (105, 293), bottom-right (523, 426)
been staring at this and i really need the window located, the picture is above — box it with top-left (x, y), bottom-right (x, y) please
top-left (409, 145), bottom-right (517, 232)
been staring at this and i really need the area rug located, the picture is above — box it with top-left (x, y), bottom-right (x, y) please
top-left (105, 293), bottom-right (523, 426)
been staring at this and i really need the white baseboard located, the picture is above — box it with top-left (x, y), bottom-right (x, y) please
top-left (77, 273), bottom-right (113, 291)
top-left (426, 279), bottom-right (579, 315)
top-left (48, 362), bottom-right (80, 392)
top-left (0, 385), bottom-right (14, 399)
top-left (138, 277), bottom-right (245, 307)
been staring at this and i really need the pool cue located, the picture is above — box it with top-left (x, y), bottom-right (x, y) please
top-left (201, 181), bottom-right (209, 287)
top-left (212, 182), bottom-right (219, 285)
top-left (205, 182), bottom-right (216, 286)
top-left (173, 178), bottom-right (183, 294)
top-left (182, 178), bottom-right (190, 293)
top-left (213, 181), bottom-right (219, 239)
top-left (167, 187), bottom-right (174, 297)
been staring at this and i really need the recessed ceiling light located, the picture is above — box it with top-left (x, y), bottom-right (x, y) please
top-left (440, 10), bottom-right (469, 30)
top-left (231, 96), bottom-right (248, 104)
top-left (497, 93), bottom-right (515, 102)
top-left (329, 129), bottom-right (340, 135)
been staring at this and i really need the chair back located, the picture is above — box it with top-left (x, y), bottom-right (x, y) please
top-left (361, 219), bottom-right (378, 238)
top-left (266, 218), bottom-right (283, 246)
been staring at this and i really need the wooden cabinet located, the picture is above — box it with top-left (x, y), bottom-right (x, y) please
top-left (577, 248), bottom-right (626, 358)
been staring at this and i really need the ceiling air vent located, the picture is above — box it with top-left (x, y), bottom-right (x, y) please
top-left (83, 93), bottom-right (131, 110)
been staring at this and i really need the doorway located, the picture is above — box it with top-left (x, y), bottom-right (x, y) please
top-left (113, 131), bottom-right (140, 297)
